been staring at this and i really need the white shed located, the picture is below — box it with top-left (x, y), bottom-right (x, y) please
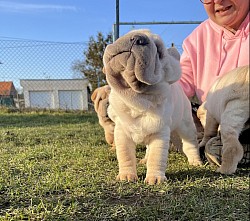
top-left (20, 79), bottom-right (90, 110)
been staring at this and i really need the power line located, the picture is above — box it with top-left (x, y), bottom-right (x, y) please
top-left (0, 42), bottom-right (87, 50)
top-left (118, 21), bottom-right (203, 25)
top-left (113, 20), bottom-right (203, 40)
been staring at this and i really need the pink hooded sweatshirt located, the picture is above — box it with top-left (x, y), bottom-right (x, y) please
top-left (179, 13), bottom-right (249, 103)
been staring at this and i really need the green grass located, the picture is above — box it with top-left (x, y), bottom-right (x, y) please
top-left (0, 110), bottom-right (249, 220)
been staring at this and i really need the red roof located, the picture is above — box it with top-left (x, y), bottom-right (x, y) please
top-left (0, 81), bottom-right (17, 96)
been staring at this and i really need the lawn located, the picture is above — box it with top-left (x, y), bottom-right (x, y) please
top-left (0, 109), bottom-right (249, 220)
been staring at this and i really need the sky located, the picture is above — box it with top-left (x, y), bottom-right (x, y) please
top-left (0, 0), bottom-right (209, 90)
top-left (0, 0), bottom-right (208, 43)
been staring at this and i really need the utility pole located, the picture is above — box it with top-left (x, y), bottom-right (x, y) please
top-left (114, 0), bottom-right (120, 41)
top-left (113, 2), bottom-right (202, 41)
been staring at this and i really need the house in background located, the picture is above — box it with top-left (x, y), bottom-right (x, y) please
top-left (0, 81), bottom-right (17, 107)
top-left (20, 79), bottom-right (90, 110)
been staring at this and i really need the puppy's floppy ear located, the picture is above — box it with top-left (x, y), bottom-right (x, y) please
top-left (163, 48), bottom-right (182, 84)
top-left (152, 34), bottom-right (166, 59)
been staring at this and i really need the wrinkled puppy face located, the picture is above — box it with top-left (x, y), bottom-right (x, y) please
top-left (103, 30), bottom-right (166, 93)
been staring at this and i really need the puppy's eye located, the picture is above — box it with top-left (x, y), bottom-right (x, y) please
top-left (130, 35), bottom-right (149, 46)
top-left (136, 38), bottom-right (147, 45)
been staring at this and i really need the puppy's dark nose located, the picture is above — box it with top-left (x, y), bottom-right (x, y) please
top-left (130, 35), bottom-right (149, 46)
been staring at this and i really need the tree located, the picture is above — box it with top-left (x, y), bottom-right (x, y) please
top-left (72, 32), bottom-right (113, 91)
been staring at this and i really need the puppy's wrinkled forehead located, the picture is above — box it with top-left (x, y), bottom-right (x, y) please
top-left (116, 31), bottom-right (150, 46)
top-left (126, 29), bottom-right (165, 58)
top-left (104, 29), bottom-right (165, 64)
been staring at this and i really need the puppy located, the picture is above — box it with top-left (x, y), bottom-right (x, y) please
top-left (199, 65), bottom-right (249, 174)
top-left (91, 85), bottom-right (115, 150)
top-left (103, 29), bottom-right (202, 185)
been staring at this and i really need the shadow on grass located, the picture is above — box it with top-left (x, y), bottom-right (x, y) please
top-left (165, 165), bottom-right (250, 182)
top-left (72, 180), bottom-right (250, 220)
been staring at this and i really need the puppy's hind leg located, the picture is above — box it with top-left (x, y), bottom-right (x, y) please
top-left (139, 145), bottom-right (149, 165)
top-left (217, 101), bottom-right (248, 174)
top-left (176, 118), bottom-right (203, 166)
top-left (176, 113), bottom-right (202, 166)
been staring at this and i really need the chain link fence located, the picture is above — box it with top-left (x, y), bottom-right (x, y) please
top-left (0, 39), bottom-right (91, 110)
top-left (0, 38), bottom-right (183, 111)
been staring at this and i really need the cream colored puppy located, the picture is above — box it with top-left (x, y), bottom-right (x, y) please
top-left (199, 65), bottom-right (249, 174)
top-left (103, 29), bottom-right (202, 185)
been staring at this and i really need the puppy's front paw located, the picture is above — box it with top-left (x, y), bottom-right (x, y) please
top-left (116, 173), bottom-right (138, 182)
top-left (144, 175), bottom-right (167, 185)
